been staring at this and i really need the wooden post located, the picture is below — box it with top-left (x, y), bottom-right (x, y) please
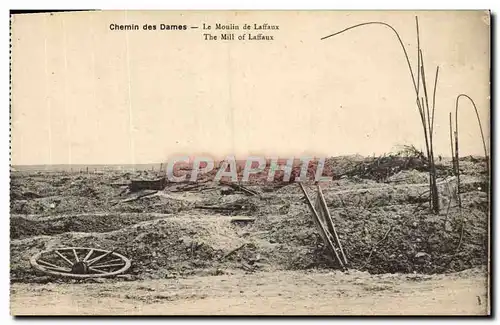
top-left (317, 184), bottom-right (348, 265)
top-left (299, 183), bottom-right (346, 270)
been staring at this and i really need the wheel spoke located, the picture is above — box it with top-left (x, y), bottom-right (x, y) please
top-left (38, 259), bottom-right (65, 269)
top-left (83, 249), bottom-right (94, 262)
top-left (93, 258), bottom-right (122, 265)
top-left (72, 249), bottom-right (79, 262)
top-left (91, 263), bottom-right (125, 269)
top-left (41, 265), bottom-right (72, 273)
top-left (55, 250), bottom-right (74, 266)
top-left (88, 267), bottom-right (108, 274)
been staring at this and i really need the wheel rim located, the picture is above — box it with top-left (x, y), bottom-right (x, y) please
top-left (30, 247), bottom-right (131, 278)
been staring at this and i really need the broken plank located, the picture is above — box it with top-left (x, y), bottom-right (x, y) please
top-left (221, 182), bottom-right (259, 196)
top-left (120, 190), bottom-right (158, 203)
top-left (230, 217), bottom-right (256, 223)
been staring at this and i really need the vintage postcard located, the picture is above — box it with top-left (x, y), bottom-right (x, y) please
top-left (10, 10), bottom-right (490, 315)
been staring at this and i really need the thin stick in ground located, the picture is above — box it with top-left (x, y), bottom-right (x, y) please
top-left (361, 226), bottom-right (393, 270)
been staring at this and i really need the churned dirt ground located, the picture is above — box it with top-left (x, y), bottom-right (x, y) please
top-left (11, 268), bottom-right (488, 315)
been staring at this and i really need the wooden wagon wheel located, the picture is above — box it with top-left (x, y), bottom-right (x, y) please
top-left (30, 247), bottom-right (131, 278)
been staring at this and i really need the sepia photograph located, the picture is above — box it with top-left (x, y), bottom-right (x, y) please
top-left (9, 10), bottom-right (490, 315)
